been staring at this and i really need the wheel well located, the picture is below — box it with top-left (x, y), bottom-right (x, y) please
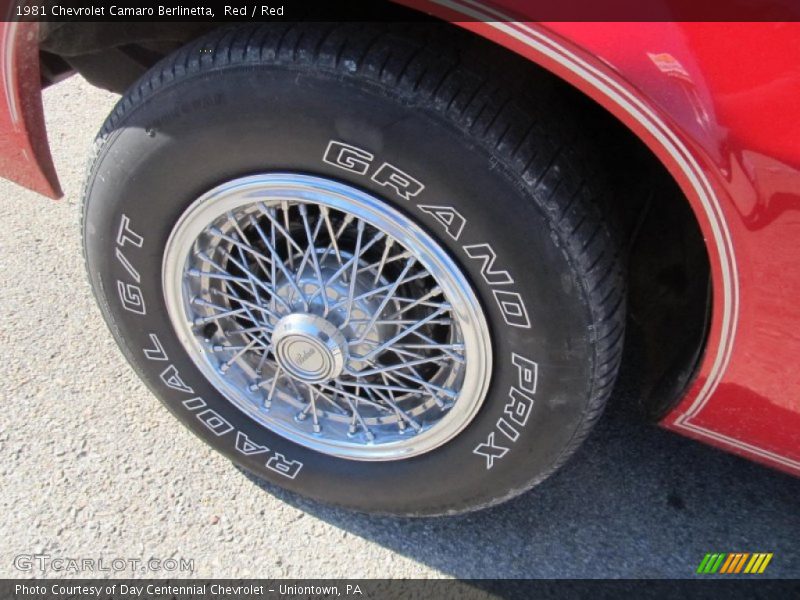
top-left (504, 58), bottom-right (712, 420)
top-left (40, 17), bottom-right (711, 419)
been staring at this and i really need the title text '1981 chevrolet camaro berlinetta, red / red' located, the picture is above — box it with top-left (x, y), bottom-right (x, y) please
top-left (1, 0), bottom-right (798, 515)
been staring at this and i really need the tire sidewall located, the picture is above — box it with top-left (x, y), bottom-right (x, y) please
top-left (84, 64), bottom-right (595, 515)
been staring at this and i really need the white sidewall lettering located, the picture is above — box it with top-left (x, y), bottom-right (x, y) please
top-left (370, 163), bottom-right (425, 200)
top-left (418, 205), bottom-right (466, 241)
top-left (474, 352), bottom-right (539, 469)
top-left (322, 140), bottom-right (373, 175)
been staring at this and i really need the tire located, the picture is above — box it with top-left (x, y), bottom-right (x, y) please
top-left (82, 23), bottom-right (625, 516)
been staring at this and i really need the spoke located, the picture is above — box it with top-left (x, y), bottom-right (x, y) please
top-left (192, 309), bottom-right (248, 327)
top-left (254, 344), bottom-right (272, 376)
top-left (343, 220), bottom-right (364, 325)
top-left (305, 223), bottom-right (373, 305)
top-left (302, 383), bottom-right (322, 433)
top-left (200, 247), bottom-right (290, 314)
top-left (315, 382), bottom-right (394, 414)
top-left (372, 238), bottom-right (394, 285)
top-left (282, 201), bottom-right (296, 269)
top-left (234, 236), bottom-right (266, 315)
top-left (384, 287), bottom-right (444, 319)
top-left (212, 292), bottom-right (271, 350)
top-left (346, 398), bottom-right (375, 441)
top-left (248, 214), bottom-right (309, 311)
top-left (405, 330), bottom-right (465, 364)
top-left (368, 345), bottom-right (427, 360)
top-left (381, 367), bottom-right (451, 409)
top-left (218, 339), bottom-right (259, 373)
top-left (187, 269), bottom-right (249, 285)
top-left (256, 203), bottom-right (307, 266)
top-left (317, 383), bottom-right (377, 441)
top-left (212, 331), bottom-right (270, 352)
top-left (244, 212), bottom-right (281, 291)
top-left (335, 380), bottom-right (422, 396)
top-left (319, 214), bottom-right (355, 269)
top-left (226, 210), bottom-right (272, 281)
top-left (250, 365), bottom-right (284, 407)
top-left (291, 208), bottom-right (321, 282)
top-left (307, 384), bottom-right (349, 415)
top-left (308, 227), bottom-right (385, 306)
top-left (265, 367), bottom-right (283, 407)
top-left (353, 257), bottom-right (416, 343)
top-left (209, 226), bottom-right (275, 269)
top-left (211, 285), bottom-right (279, 323)
top-left (394, 342), bottom-right (464, 351)
top-left (218, 328), bottom-right (271, 351)
top-left (356, 305), bottom-right (451, 361)
top-left (328, 270), bottom-right (430, 312)
top-left (283, 370), bottom-right (306, 400)
top-left (346, 353), bottom-right (452, 377)
top-left (384, 367), bottom-right (458, 398)
top-left (224, 324), bottom-right (274, 336)
top-left (375, 380), bottom-right (422, 432)
top-left (320, 206), bottom-right (344, 269)
top-left (361, 321), bottom-right (466, 363)
top-left (297, 204), bottom-right (329, 313)
top-left (195, 250), bottom-right (274, 310)
top-left (269, 215), bottom-right (278, 287)
top-left (348, 318), bottom-right (453, 327)
top-left (191, 297), bottom-right (253, 327)
top-left (357, 249), bottom-right (411, 274)
top-left (380, 295), bottom-right (451, 310)
top-left (377, 373), bottom-right (403, 431)
top-left (352, 339), bottom-right (429, 360)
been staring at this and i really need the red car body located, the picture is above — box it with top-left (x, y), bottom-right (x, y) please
top-left (2, 4), bottom-right (798, 475)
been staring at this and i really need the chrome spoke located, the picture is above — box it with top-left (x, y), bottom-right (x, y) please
top-left (297, 205), bottom-right (329, 315)
top-left (343, 220), bottom-right (365, 326)
top-left (327, 270), bottom-right (430, 312)
top-left (372, 238), bottom-right (394, 285)
top-left (346, 353), bottom-right (453, 377)
top-left (354, 257), bottom-right (416, 344)
top-left (384, 286), bottom-right (444, 319)
top-left (356, 305), bottom-right (451, 361)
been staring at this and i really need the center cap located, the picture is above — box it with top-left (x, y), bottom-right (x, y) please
top-left (272, 313), bottom-right (348, 383)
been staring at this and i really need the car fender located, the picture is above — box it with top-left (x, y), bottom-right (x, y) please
top-left (0, 19), bottom-right (60, 198)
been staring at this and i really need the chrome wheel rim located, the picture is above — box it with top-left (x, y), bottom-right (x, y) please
top-left (163, 174), bottom-right (491, 460)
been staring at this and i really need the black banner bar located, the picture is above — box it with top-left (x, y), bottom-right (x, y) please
top-left (1, 579), bottom-right (799, 600)
top-left (6, 0), bottom-right (800, 23)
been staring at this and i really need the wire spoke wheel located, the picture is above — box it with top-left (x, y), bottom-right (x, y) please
top-left (163, 174), bottom-right (492, 460)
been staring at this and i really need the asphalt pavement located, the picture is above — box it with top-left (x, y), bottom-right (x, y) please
top-left (0, 76), bottom-right (797, 580)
